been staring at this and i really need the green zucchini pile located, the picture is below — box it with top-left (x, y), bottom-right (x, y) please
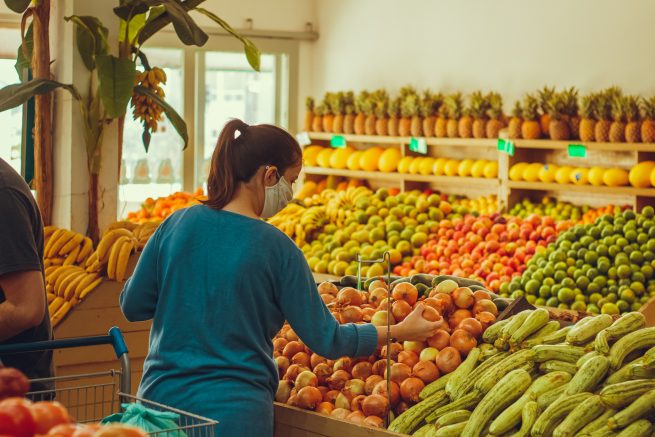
top-left (388, 310), bottom-right (655, 436)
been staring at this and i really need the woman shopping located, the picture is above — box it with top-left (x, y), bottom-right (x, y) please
top-left (120, 119), bottom-right (444, 436)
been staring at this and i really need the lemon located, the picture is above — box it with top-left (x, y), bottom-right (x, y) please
top-left (419, 157), bottom-right (436, 175)
top-left (470, 160), bottom-right (487, 178)
top-left (522, 163), bottom-right (543, 182)
top-left (458, 159), bottom-right (475, 177)
top-left (433, 158), bottom-right (448, 175)
top-left (302, 145), bottom-right (324, 166)
top-left (409, 157), bottom-right (424, 174)
top-left (570, 167), bottom-right (589, 185)
top-left (397, 156), bottom-right (414, 174)
top-left (509, 162), bottom-right (529, 181)
top-left (378, 148), bottom-right (402, 173)
top-left (538, 164), bottom-right (559, 183)
top-left (444, 159), bottom-right (460, 176)
top-left (603, 168), bottom-right (630, 187)
top-left (483, 161), bottom-right (499, 178)
top-left (555, 166), bottom-right (574, 184)
top-left (329, 146), bottom-right (355, 169)
top-left (588, 166), bottom-right (606, 186)
top-left (629, 161), bottom-right (655, 188)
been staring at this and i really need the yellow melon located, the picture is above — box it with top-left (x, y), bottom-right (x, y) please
top-left (651, 166), bottom-right (655, 187)
top-left (347, 151), bottom-right (363, 170)
top-left (433, 158), bottom-right (448, 176)
top-left (316, 148), bottom-right (334, 168)
top-left (538, 164), bottom-right (558, 183)
top-left (629, 161), bottom-right (655, 188)
top-left (359, 147), bottom-right (384, 171)
top-left (378, 148), bottom-right (402, 172)
top-left (444, 159), bottom-right (460, 177)
top-left (522, 163), bottom-right (543, 182)
top-left (555, 166), bottom-right (573, 184)
top-left (329, 146), bottom-right (355, 169)
top-left (458, 159), bottom-right (475, 177)
top-left (419, 157), bottom-right (436, 175)
top-left (509, 162), bottom-right (529, 181)
top-left (603, 168), bottom-right (629, 187)
top-left (483, 161), bottom-right (498, 178)
top-left (470, 160), bottom-right (487, 178)
top-left (302, 145), bottom-right (324, 167)
top-left (570, 167), bottom-right (589, 185)
top-left (398, 156), bottom-right (414, 174)
top-left (409, 157), bottom-right (424, 174)
top-left (588, 167), bottom-right (606, 186)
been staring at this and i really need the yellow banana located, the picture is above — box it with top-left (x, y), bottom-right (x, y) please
top-left (51, 301), bottom-right (72, 327)
top-left (44, 225), bottom-right (58, 238)
top-left (74, 273), bottom-right (99, 300)
top-left (85, 259), bottom-right (101, 273)
top-left (97, 229), bottom-right (134, 263)
top-left (64, 272), bottom-right (88, 301)
top-left (85, 251), bottom-right (98, 268)
top-left (115, 239), bottom-right (135, 282)
top-left (78, 277), bottom-right (103, 300)
top-left (48, 296), bottom-right (64, 314)
top-left (103, 221), bottom-right (138, 237)
top-left (46, 292), bottom-right (55, 304)
top-left (63, 245), bottom-right (81, 266)
top-left (107, 236), bottom-right (131, 280)
top-left (55, 267), bottom-right (84, 296)
top-left (76, 237), bottom-right (93, 264)
top-left (44, 259), bottom-right (53, 268)
top-left (49, 258), bottom-right (64, 266)
top-left (58, 233), bottom-right (84, 256)
top-left (47, 265), bottom-right (77, 286)
top-left (57, 269), bottom-right (85, 298)
top-left (46, 283), bottom-right (54, 294)
top-left (47, 230), bottom-right (75, 258)
top-left (44, 229), bottom-right (65, 258)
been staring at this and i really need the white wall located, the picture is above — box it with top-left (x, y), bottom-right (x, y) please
top-left (310, 0), bottom-right (655, 107)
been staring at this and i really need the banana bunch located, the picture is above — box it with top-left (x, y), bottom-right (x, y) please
top-left (45, 265), bottom-right (103, 327)
top-left (268, 203), bottom-right (306, 237)
top-left (325, 186), bottom-right (372, 225)
top-left (131, 67), bottom-right (167, 131)
top-left (295, 206), bottom-right (329, 245)
top-left (103, 220), bottom-right (159, 250)
top-left (43, 226), bottom-right (93, 267)
top-left (87, 228), bottom-right (138, 282)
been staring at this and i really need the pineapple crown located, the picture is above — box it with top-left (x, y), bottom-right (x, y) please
top-left (562, 87), bottom-right (579, 117)
top-left (486, 91), bottom-right (504, 120)
top-left (611, 95), bottom-right (627, 122)
top-left (360, 94), bottom-right (375, 116)
top-left (594, 87), bottom-right (622, 120)
top-left (374, 96), bottom-right (389, 118)
top-left (579, 93), bottom-right (597, 119)
top-left (399, 85), bottom-right (417, 98)
top-left (328, 92), bottom-right (345, 115)
top-left (321, 92), bottom-right (334, 115)
top-left (400, 92), bottom-right (420, 118)
top-left (419, 91), bottom-right (440, 117)
top-left (344, 91), bottom-right (355, 115)
top-left (641, 96), bottom-right (655, 120)
top-left (623, 95), bottom-right (641, 122)
top-left (522, 94), bottom-right (540, 121)
top-left (511, 100), bottom-right (522, 118)
top-left (305, 96), bottom-right (314, 112)
top-left (546, 92), bottom-right (567, 120)
top-left (468, 91), bottom-right (490, 119)
top-left (538, 86), bottom-right (556, 113)
top-left (387, 97), bottom-right (401, 117)
top-left (443, 93), bottom-right (463, 119)
top-left (354, 90), bottom-right (370, 113)
top-left (314, 103), bottom-right (326, 116)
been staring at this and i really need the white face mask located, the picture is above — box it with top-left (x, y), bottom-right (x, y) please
top-left (261, 170), bottom-right (293, 218)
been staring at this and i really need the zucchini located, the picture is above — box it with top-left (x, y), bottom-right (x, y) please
top-left (564, 355), bottom-right (610, 396)
top-left (553, 395), bottom-right (605, 437)
top-left (412, 423), bottom-right (434, 437)
top-left (495, 310), bottom-right (532, 350)
top-left (607, 327), bottom-right (655, 370)
top-left (482, 319), bottom-right (510, 344)
top-left (577, 351), bottom-right (603, 369)
top-left (460, 369), bottom-right (532, 437)
top-left (599, 379), bottom-right (655, 409)
top-left (489, 371), bottom-right (571, 435)
top-left (607, 389), bottom-right (655, 430)
top-left (445, 347), bottom-right (480, 399)
top-left (531, 392), bottom-right (593, 437)
top-left (434, 410), bottom-right (470, 429)
top-left (510, 400), bottom-right (538, 437)
top-left (533, 344), bottom-right (586, 363)
top-left (419, 373), bottom-right (453, 400)
top-left (434, 421), bottom-right (467, 437)
top-left (451, 352), bottom-right (509, 400)
top-left (339, 275), bottom-right (359, 287)
top-left (509, 308), bottom-right (550, 347)
top-left (539, 360), bottom-right (577, 375)
top-left (537, 325), bottom-right (574, 345)
top-left (537, 383), bottom-right (569, 411)
top-left (473, 349), bottom-right (535, 395)
top-left (566, 314), bottom-right (614, 345)
top-left (642, 346), bottom-right (655, 368)
top-left (425, 391), bottom-right (481, 424)
top-left (588, 428), bottom-right (618, 437)
top-left (604, 357), bottom-right (645, 385)
top-left (388, 390), bottom-right (449, 434)
top-left (594, 312), bottom-right (646, 355)
top-left (615, 419), bottom-right (652, 437)
top-left (410, 273), bottom-right (436, 287)
top-left (577, 408), bottom-right (615, 435)
top-left (521, 321), bottom-right (561, 348)
top-left (479, 343), bottom-right (500, 360)
top-left (628, 363), bottom-right (655, 379)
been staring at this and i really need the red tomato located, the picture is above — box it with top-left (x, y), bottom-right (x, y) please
top-left (0, 403), bottom-right (36, 437)
top-left (30, 401), bottom-right (70, 434)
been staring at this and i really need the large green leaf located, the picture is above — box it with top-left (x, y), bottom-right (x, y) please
top-left (4, 0), bottom-right (30, 13)
top-left (137, 0), bottom-right (206, 45)
top-left (64, 16), bottom-right (109, 70)
top-left (194, 8), bottom-right (260, 71)
top-left (119, 12), bottom-right (147, 43)
top-left (160, 0), bottom-right (207, 46)
top-left (113, 0), bottom-right (150, 21)
top-left (0, 79), bottom-right (80, 112)
top-left (15, 23), bottom-right (33, 79)
top-left (96, 55), bottom-right (136, 118)
top-left (133, 85), bottom-right (188, 149)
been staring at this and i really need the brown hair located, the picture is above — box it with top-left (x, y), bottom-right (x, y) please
top-left (204, 118), bottom-right (302, 210)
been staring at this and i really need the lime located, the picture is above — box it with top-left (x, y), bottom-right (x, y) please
top-left (536, 298), bottom-right (547, 306)
top-left (576, 276), bottom-right (590, 290)
top-left (526, 295), bottom-right (537, 305)
top-left (617, 300), bottom-right (630, 313)
top-left (631, 302), bottom-right (643, 311)
top-left (642, 265), bottom-right (654, 279)
top-left (643, 205), bottom-right (655, 217)
top-left (546, 297), bottom-right (560, 307)
top-left (587, 304), bottom-right (600, 314)
top-left (584, 251), bottom-right (598, 265)
top-left (601, 302), bottom-right (620, 315)
top-left (511, 290), bottom-right (525, 299)
top-left (558, 287), bottom-right (575, 304)
top-left (617, 265), bottom-right (632, 279)
top-left (571, 301), bottom-right (587, 312)
top-left (539, 285), bottom-right (552, 298)
top-left (606, 292), bottom-right (619, 303)
top-left (526, 279), bottom-right (540, 294)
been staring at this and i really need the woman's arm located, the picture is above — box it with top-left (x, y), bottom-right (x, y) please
top-left (119, 229), bottom-right (160, 322)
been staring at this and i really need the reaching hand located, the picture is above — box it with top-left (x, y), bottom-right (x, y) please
top-left (393, 303), bottom-right (447, 342)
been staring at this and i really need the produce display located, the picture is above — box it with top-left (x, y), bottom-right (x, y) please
top-left (509, 198), bottom-right (627, 224)
top-left (125, 188), bottom-right (206, 223)
top-left (304, 86), bottom-right (655, 143)
top-left (388, 309), bottom-right (654, 436)
top-left (501, 207), bottom-right (655, 315)
top-left (274, 276), bottom-right (500, 429)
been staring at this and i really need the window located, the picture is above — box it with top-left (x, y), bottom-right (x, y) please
top-left (0, 58), bottom-right (23, 174)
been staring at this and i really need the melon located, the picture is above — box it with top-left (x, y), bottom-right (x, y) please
top-left (629, 161), bottom-right (655, 188)
top-left (603, 168), bottom-right (629, 187)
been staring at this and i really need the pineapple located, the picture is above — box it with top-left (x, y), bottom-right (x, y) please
top-left (579, 93), bottom-right (597, 142)
top-left (354, 90), bottom-right (369, 135)
top-left (485, 91), bottom-right (504, 139)
top-left (563, 87), bottom-right (580, 140)
top-left (641, 96), bottom-right (655, 143)
top-left (321, 93), bottom-right (335, 133)
top-left (458, 94), bottom-right (474, 138)
top-left (444, 93), bottom-right (463, 138)
top-left (595, 87), bottom-right (621, 142)
top-left (624, 95), bottom-right (641, 143)
top-left (434, 102), bottom-right (448, 138)
top-left (521, 94), bottom-right (542, 140)
top-left (399, 91), bottom-right (421, 137)
top-left (303, 97), bottom-right (315, 132)
top-left (547, 92), bottom-right (571, 141)
top-left (329, 92), bottom-right (345, 134)
top-left (373, 89), bottom-right (389, 136)
top-left (420, 91), bottom-right (440, 137)
top-left (387, 97), bottom-right (401, 137)
top-left (343, 91), bottom-right (356, 134)
top-left (508, 101), bottom-right (523, 139)
top-left (469, 91), bottom-right (490, 139)
top-left (609, 95), bottom-right (627, 143)
top-left (363, 91), bottom-right (378, 136)
top-left (312, 103), bottom-right (325, 133)
top-left (538, 86), bottom-right (556, 138)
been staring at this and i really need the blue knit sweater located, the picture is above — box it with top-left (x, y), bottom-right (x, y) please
top-left (119, 205), bottom-right (378, 436)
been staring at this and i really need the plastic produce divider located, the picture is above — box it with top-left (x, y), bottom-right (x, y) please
top-left (356, 251), bottom-right (392, 427)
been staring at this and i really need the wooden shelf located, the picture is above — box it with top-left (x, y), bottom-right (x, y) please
top-left (508, 181), bottom-right (655, 197)
top-left (512, 139), bottom-right (655, 152)
top-left (306, 132), bottom-right (496, 148)
top-left (303, 166), bottom-right (400, 181)
top-left (403, 174), bottom-right (496, 186)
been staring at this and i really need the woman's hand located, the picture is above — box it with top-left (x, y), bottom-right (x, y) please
top-left (375, 303), bottom-right (447, 345)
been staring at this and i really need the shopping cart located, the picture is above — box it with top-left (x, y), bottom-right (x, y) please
top-left (0, 327), bottom-right (217, 437)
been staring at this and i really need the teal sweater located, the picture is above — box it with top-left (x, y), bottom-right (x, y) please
top-left (120, 206), bottom-right (378, 436)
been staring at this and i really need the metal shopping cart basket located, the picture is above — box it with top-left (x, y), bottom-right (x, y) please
top-left (0, 327), bottom-right (217, 437)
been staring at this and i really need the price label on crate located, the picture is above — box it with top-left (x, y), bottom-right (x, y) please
top-left (296, 132), bottom-right (311, 146)
top-left (409, 137), bottom-right (428, 154)
top-left (568, 143), bottom-right (587, 158)
top-left (497, 138), bottom-right (515, 156)
top-left (330, 135), bottom-right (346, 148)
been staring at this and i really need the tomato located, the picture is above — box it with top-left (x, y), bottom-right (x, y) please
top-left (92, 425), bottom-right (147, 437)
top-left (47, 424), bottom-right (98, 437)
top-left (0, 403), bottom-right (36, 437)
top-left (30, 401), bottom-right (70, 434)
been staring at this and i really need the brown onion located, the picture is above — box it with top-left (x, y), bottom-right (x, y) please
top-left (282, 341), bottom-right (304, 358)
top-left (316, 401), bottom-right (334, 415)
top-left (287, 394), bottom-right (297, 406)
top-left (350, 394), bottom-right (367, 412)
top-left (391, 300), bottom-right (413, 322)
top-left (371, 309), bottom-right (395, 326)
top-left (372, 380), bottom-right (401, 407)
top-left (295, 370), bottom-right (318, 389)
top-left (364, 416), bottom-right (384, 428)
top-left (435, 346), bottom-right (462, 374)
top-left (362, 394), bottom-right (390, 417)
top-left (333, 357), bottom-right (352, 373)
top-left (368, 279), bottom-right (388, 291)
top-left (369, 287), bottom-right (389, 307)
top-left (457, 318), bottom-right (483, 338)
top-left (321, 293), bottom-right (335, 305)
top-left (327, 369), bottom-right (351, 390)
top-left (450, 328), bottom-right (477, 356)
top-left (318, 281), bottom-right (338, 296)
top-left (310, 353), bottom-right (327, 369)
top-left (397, 350), bottom-right (420, 368)
top-left (323, 390), bottom-right (340, 403)
top-left (347, 410), bottom-right (366, 424)
top-left (275, 356), bottom-right (290, 377)
top-left (341, 306), bottom-right (363, 323)
top-left (337, 287), bottom-right (364, 306)
top-left (385, 362), bottom-right (412, 384)
top-left (283, 364), bottom-right (307, 382)
top-left (413, 360), bottom-right (440, 384)
top-left (285, 329), bottom-right (299, 342)
top-left (395, 401), bottom-right (410, 416)
top-left (273, 337), bottom-right (288, 352)
top-left (372, 359), bottom-right (389, 376)
top-left (449, 309), bottom-right (473, 330)
top-left (291, 351), bottom-right (311, 368)
top-left (365, 375), bottom-right (384, 395)
top-left (377, 300), bottom-right (390, 311)
top-left (317, 386), bottom-right (329, 398)
top-left (422, 306), bottom-right (442, 322)
top-left (427, 330), bottom-right (450, 350)
top-left (476, 311), bottom-right (497, 329)
top-left (452, 287), bottom-right (475, 309)
top-left (380, 343), bottom-right (403, 361)
top-left (313, 362), bottom-right (333, 385)
top-left (344, 378), bottom-right (366, 397)
top-left (361, 307), bottom-right (376, 322)
top-left (473, 299), bottom-right (498, 316)
top-left (275, 380), bottom-right (292, 403)
top-left (331, 408), bottom-right (350, 420)
top-left (351, 362), bottom-right (373, 380)
top-left (400, 377), bottom-right (425, 403)
top-left (335, 392), bottom-right (353, 410)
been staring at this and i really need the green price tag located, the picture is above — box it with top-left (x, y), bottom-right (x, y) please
top-left (497, 138), bottom-right (515, 156)
top-left (497, 138), bottom-right (507, 151)
top-left (330, 135), bottom-right (346, 148)
top-left (409, 137), bottom-right (428, 154)
top-left (568, 144), bottom-right (587, 158)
